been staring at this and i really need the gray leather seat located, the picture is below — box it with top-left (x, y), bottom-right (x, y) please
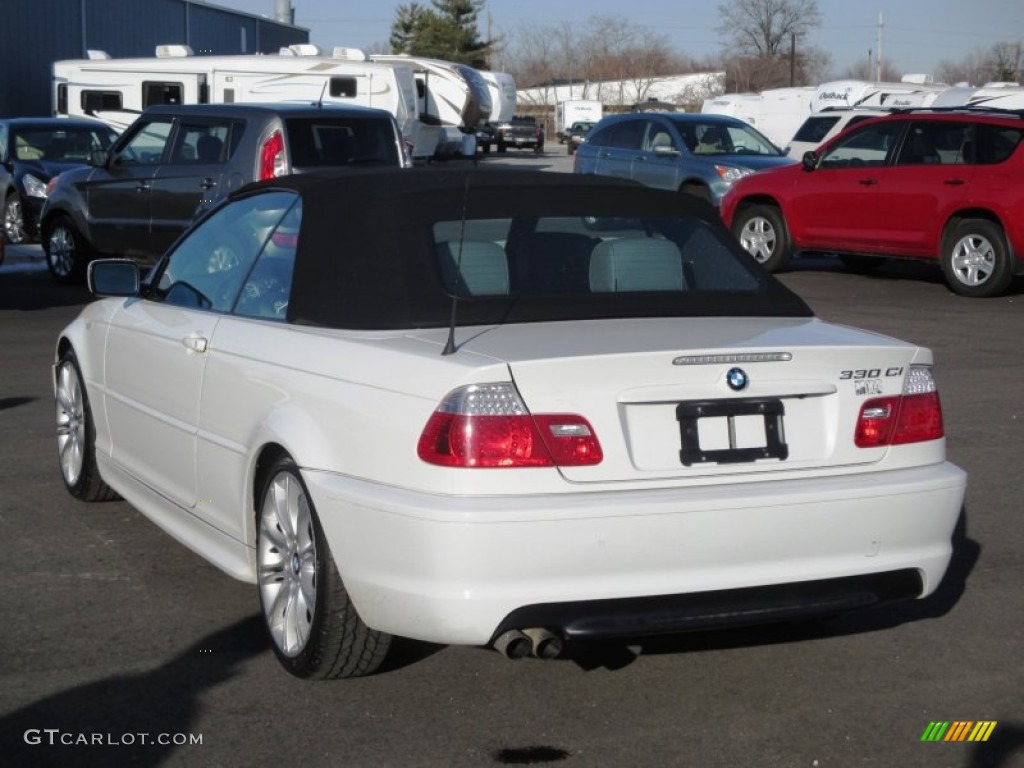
top-left (437, 240), bottom-right (509, 295)
top-left (589, 238), bottom-right (684, 292)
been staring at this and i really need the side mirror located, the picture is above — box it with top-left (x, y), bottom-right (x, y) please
top-left (88, 259), bottom-right (140, 297)
top-left (88, 148), bottom-right (108, 166)
top-left (802, 151), bottom-right (818, 171)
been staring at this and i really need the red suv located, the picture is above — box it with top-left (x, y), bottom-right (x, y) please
top-left (720, 108), bottom-right (1024, 297)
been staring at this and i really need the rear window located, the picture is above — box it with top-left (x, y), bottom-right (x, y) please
top-left (434, 215), bottom-right (775, 298)
top-left (792, 116), bottom-right (841, 143)
top-left (285, 116), bottom-right (399, 168)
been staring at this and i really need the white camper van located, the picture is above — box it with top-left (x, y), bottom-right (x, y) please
top-left (554, 100), bottom-right (603, 142)
top-left (52, 45), bottom-right (434, 159)
top-left (370, 54), bottom-right (493, 156)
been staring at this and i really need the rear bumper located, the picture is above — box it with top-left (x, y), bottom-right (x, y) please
top-left (304, 462), bottom-right (966, 646)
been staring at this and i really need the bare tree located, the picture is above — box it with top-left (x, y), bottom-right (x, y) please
top-left (506, 15), bottom-right (689, 103)
top-left (718, 0), bottom-right (822, 57)
top-left (937, 40), bottom-right (1023, 86)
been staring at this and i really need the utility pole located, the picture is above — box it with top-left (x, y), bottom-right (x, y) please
top-left (790, 33), bottom-right (796, 86)
top-left (876, 11), bottom-right (884, 82)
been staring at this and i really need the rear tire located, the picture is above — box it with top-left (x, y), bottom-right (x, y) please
top-left (257, 456), bottom-right (391, 679)
top-left (732, 203), bottom-right (793, 272)
top-left (55, 349), bottom-right (119, 502)
top-left (941, 219), bottom-right (1013, 298)
top-left (45, 216), bottom-right (92, 285)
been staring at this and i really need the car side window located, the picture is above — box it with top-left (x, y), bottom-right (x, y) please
top-left (819, 121), bottom-right (904, 168)
top-left (973, 124), bottom-right (1023, 164)
top-left (150, 191), bottom-right (297, 313)
top-left (608, 119), bottom-right (647, 150)
top-left (114, 118), bottom-right (174, 166)
top-left (234, 198), bottom-right (302, 320)
top-left (169, 120), bottom-right (234, 164)
top-left (644, 123), bottom-right (676, 152)
top-left (896, 121), bottom-right (970, 166)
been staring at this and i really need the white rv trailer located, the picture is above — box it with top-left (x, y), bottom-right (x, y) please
top-left (811, 79), bottom-right (946, 113)
top-left (370, 54), bottom-right (492, 155)
top-left (479, 71), bottom-right (517, 123)
top-left (702, 87), bottom-right (815, 148)
top-left (51, 45), bottom-right (437, 159)
top-left (930, 83), bottom-right (1024, 109)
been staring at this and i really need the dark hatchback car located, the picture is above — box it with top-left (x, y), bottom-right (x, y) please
top-left (1, 117), bottom-right (118, 244)
top-left (40, 102), bottom-right (407, 283)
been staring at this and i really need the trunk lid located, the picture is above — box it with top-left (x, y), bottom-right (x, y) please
top-left (438, 317), bottom-right (927, 483)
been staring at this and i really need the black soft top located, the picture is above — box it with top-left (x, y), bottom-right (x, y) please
top-left (230, 168), bottom-right (812, 330)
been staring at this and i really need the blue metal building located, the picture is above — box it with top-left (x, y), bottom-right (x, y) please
top-left (0, 0), bottom-right (309, 117)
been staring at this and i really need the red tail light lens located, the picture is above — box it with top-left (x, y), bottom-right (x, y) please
top-left (259, 130), bottom-right (285, 180)
top-left (855, 366), bottom-right (944, 448)
top-left (417, 383), bottom-right (602, 468)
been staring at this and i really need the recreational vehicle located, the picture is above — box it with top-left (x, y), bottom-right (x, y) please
top-left (51, 45), bottom-right (438, 159)
top-left (930, 83), bottom-right (1024, 109)
top-left (370, 54), bottom-right (492, 156)
top-left (480, 71), bottom-right (517, 124)
top-left (810, 78), bottom-right (946, 113)
top-left (702, 88), bottom-right (815, 148)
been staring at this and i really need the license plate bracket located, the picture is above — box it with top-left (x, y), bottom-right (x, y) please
top-left (676, 399), bottom-right (788, 466)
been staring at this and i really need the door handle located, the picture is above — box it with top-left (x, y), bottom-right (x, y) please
top-left (200, 177), bottom-right (217, 190)
top-left (136, 181), bottom-right (152, 193)
top-left (858, 179), bottom-right (878, 186)
top-left (181, 335), bottom-right (209, 354)
top-left (944, 179), bottom-right (966, 185)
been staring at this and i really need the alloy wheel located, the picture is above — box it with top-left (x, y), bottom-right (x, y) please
top-left (258, 471), bottom-right (318, 657)
top-left (55, 361), bottom-right (85, 488)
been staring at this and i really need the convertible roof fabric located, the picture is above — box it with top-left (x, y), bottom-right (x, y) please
top-left (230, 168), bottom-right (812, 330)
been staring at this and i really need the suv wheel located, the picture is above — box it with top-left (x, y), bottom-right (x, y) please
top-left (45, 216), bottom-right (92, 285)
top-left (732, 204), bottom-right (793, 272)
top-left (941, 220), bottom-right (1013, 298)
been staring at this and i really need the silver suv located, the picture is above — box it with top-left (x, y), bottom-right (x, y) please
top-left (40, 102), bottom-right (407, 283)
top-left (573, 113), bottom-right (795, 204)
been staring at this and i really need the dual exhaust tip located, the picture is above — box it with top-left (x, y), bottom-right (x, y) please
top-left (493, 628), bottom-right (563, 660)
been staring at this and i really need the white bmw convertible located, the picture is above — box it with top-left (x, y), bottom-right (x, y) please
top-left (54, 169), bottom-right (967, 678)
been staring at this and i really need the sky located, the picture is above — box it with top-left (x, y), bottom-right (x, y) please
top-left (208, 0), bottom-right (1023, 81)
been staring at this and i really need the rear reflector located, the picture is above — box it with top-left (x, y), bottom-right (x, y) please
top-left (417, 383), bottom-right (602, 468)
top-left (855, 365), bottom-right (944, 448)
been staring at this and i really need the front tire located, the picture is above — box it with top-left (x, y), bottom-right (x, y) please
top-left (257, 457), bottom-right (391, 679)
top-left (941, 219), bottom-right (1013, 298)
top-left (55, 350), bottom-right (119, 502)
top-left (732, 203), bottom-right (794, 272)
top-left (4, 193), bottom-right (26, 244)
top-left (45, 216), bottom-right (92, 285)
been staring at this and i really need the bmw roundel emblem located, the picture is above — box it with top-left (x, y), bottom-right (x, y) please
top-left (726, 367), bottom-right (749, 391)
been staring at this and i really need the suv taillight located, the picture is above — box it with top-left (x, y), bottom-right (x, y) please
top-left (259, 130), bottom-right (286, 180)
top-left (855, 365), bottom-right (944, 447)
top-left (417, 383), bottom-right (603, 468)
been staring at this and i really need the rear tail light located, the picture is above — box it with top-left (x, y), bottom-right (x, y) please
top-left (259, 130), bottom-right (287, 180)
top-left (855, 365), bottom-right (944, 448)
top-left (417, 382), bottom-right (603, 468)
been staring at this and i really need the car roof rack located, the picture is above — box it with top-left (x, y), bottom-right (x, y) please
top-left (817, 105), bottom-right (897, 113)
top-left (886, 105), bottom-right (1024, 118)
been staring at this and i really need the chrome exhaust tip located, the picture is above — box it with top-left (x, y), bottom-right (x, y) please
top-left (522, 627), bottom-right (563, 660)
top-left (493, 629), bottom-right (532, 660)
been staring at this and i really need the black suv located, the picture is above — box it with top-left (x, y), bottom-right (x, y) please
top-left (40, 103), bottom-right (407, 283)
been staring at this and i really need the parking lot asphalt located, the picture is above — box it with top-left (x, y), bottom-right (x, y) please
top-left (1, 151), bottom-right (1022, 768)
